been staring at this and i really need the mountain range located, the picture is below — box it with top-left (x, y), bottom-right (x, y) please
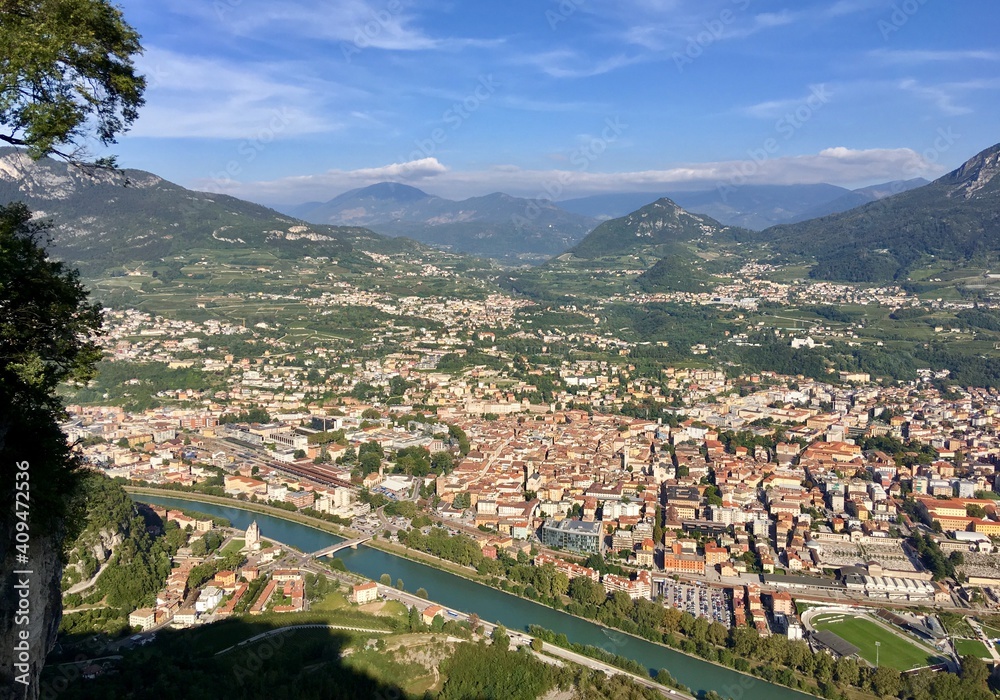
top-left (278, 176), bottom-right (931, 263)
top-left (557, 179), bottom-right (928, 229)
top-left (3, 141), bottom-right (998, 289)
top-left (0, 148), bottom-right (410, 277)
top-left (753, 143), bottom-right (1000, 281)
top-left (281, 182), bottom-right (598, 262)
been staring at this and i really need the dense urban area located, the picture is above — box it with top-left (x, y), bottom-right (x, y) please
top-left (49, 254), bottom-right (1000, 700)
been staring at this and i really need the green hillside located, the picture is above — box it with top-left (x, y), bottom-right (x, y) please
top-left (571, 197), bottom-right (736, 259)
top-left (0, 148), bottom-right (421, 277)
top-left (756, 142), bottom-right (1000, 281)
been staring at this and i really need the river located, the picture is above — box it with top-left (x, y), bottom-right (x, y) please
top-left (134, 493), bottom-right (814, 700)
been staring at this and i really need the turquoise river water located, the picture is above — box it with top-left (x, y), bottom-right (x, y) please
top-left (134, 493), bottom-right (814, 700)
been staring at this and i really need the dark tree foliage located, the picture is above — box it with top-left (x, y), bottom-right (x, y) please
top-left (218, 408), bottom-right (271, 424)
top-left (909, 530), bottom-right (957, 581)
top-left (1, 203), bottom-right (104, 533)
top-left (439, 643), bottom-right (552, 700)
top-left (0, 0), bottom-right (145, 162)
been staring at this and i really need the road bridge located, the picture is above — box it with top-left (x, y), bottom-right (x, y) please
top-left (310, 536), bottom-right (371, 558)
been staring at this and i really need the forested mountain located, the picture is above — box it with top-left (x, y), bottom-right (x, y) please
top-left (285, 182), bottom-right (598, 261)
top-left (569, 198), bottom-right (736, 259)
top-left (668, 184), bottom-right (850, 229)
top-left (754, 143), bottom-right (1000, 281)
top-left (558, 182), bottom-right (926, 230)
top-left (0, 148), bottom-right (413, 277)
top-left (790, 178), bottom-right (928, 222)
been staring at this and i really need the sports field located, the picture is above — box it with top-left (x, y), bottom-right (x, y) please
top-left (954, 638), bottom-right (991, 658)
top-left (811, 613), bottom-right (941, 671)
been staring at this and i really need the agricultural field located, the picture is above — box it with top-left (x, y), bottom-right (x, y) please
top-left (811, 613), bottom-right (943, 671)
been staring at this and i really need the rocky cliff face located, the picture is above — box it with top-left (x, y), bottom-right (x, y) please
top-left (942, 143), bottom-right (1000, 200)
top-left (0, 523), bottom-right (65, 700)
top-left (63, 527), bottom-right (125, 593)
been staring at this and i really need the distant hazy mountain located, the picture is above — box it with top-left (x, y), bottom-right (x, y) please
top-left (755, 143), bottom-right (1000, 281)
top-left (789, 178), bottom-right (929, 222)
top-left (285, 182), bottom-right (598, 262)
top-left (570, 197), bottom-right (735, 259)
top-left (558, 181), bottom-right (929, 230)
top-left (0, 148), bottom-right (407, 276)
top-left (555, 192), bottom-right (676, 221)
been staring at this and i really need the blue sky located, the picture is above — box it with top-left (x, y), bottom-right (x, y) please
top-left (105, 0), bottom-right (1000, 204)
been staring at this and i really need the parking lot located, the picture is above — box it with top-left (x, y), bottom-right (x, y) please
top-left (658, 580), bottom-right (731, 628)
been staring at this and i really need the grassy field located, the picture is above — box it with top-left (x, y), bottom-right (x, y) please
top-left (978, 622), bottom-right (1000, 639)
top-left (311, 591), bottom-right (349, 612)
top-left (219, 538), bottom-right (244, 557)
top-left (954, 638), bottom-right (991, 658)
top-left (812, 613), bottom-right (941, 671)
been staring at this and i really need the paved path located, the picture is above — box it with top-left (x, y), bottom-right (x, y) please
top-left (534, 640), bottom-right (694, 699)
top-left (51, 655), bottom-right (123, 667)
top-left (372, 584), bottom-right (691, 700)
top-left (214, 623), bottom-right (392, 656)
top-left (965, 618), bottom-right (1000, 663)
top-left (67, 569), bottom-right (103, 594)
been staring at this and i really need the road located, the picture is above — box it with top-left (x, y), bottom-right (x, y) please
top-left (965, 617), bottom-right (1000, 663)
top-left (535, 640), bottom-right (694, 699)
top-left (374, 584), bottom-right (690, 699)
top-left (214, 623), bottom-right (393, 656)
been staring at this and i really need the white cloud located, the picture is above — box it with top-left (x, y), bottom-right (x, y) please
top-left (898, 78), bottom-right (974, 116)
top-left (741, 85), bottom-right (832, 119)
top-left (191, 157), bottom-right (448, 200)
top-left (825, 0), bottom-right (887, 17)
top-left (204, 0), bottom-right (501, 54)
top-left (199, 147), bottom-right (947, 203)
top-left (128, 47), bottom-right (348, 139)
top-left (518, 50), bottom-right (643, 79)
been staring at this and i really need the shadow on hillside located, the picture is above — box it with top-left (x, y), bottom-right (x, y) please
top-left (43, 621), bottom-right (419, 700)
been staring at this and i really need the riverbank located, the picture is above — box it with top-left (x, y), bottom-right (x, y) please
top-left (127, 487), bottom-right (828, 700)
top-left (126, 486), bottom-right (360, 536)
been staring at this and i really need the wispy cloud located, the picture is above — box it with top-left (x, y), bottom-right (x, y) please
top-left (825, 0), bottom-right (887, 17)
top-left (870, 48), bottom-right (1000, 65)
top-left (740, 85), bottom-right (832, 119)
top-left (895, 78), bottom-right (998, 116)
top-left (193, 157), bottom-right (448, 199)
top-left (210, 0), bottom-right (497, 53)
top-left (127, 47), bottom-right (349, 138)
top-left (518, 50), bottom-right (643, 78)
top-left (593, 0), bottom-right (884, 53)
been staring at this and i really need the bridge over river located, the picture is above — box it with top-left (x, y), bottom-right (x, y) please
top-left (310, 536), bottom-right (372, 558)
